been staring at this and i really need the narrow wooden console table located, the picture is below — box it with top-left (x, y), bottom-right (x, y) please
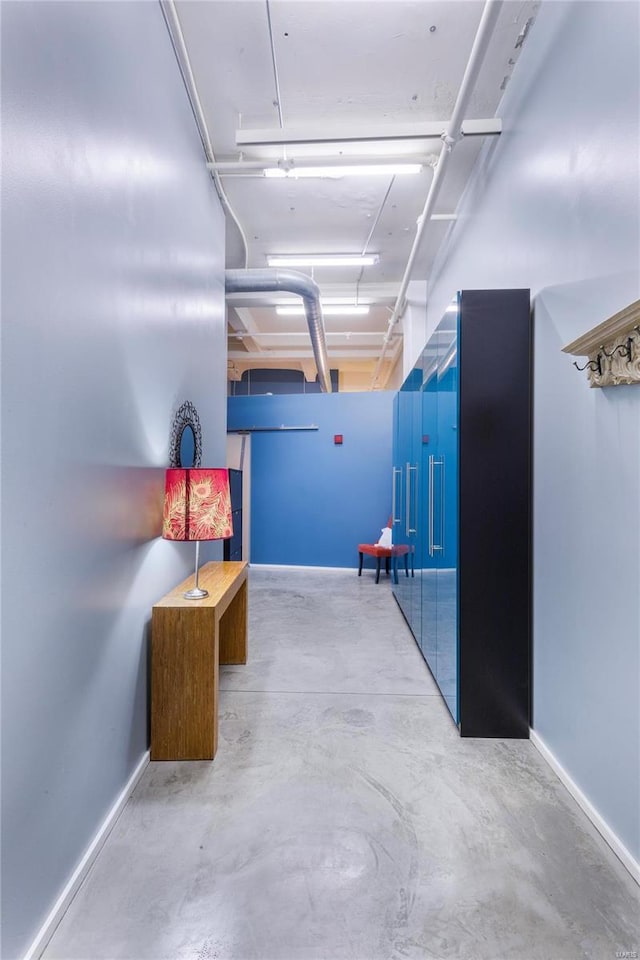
top-left (151, 561), bottom-right (248, 761)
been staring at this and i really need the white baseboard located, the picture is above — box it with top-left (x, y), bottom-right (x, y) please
top-left (23, 751), bottom-right (150, 960)
top-left (249, 563), bottom-right (358, 572)
top-left (530, 730), bottom-right (639, 885)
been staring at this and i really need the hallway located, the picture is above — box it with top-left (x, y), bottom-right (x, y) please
top-left (43, 568), bottom-right (638, 960)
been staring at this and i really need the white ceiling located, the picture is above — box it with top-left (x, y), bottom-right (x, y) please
top-left (174, 0), bottom-right (539, 389)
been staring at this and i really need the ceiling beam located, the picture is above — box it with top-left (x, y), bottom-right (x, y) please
top-left (229, 358), bottom-right (388, 379)
top-left (236, 118), bottom-right (501, 148)
top-left (228, 348), bottom-right (388, 360)
top-left (237, 332), bottom-right (387, 340)
top-left (227, 307), bottom-right (262, 353)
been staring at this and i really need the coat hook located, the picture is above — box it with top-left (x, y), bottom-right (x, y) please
top-left (574, 354), bottom-right (602, 375)
top-left (600, 340), bottom-right (631, 360)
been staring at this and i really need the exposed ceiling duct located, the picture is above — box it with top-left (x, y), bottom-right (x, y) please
top-left (168, 0), bottom-right (537, 391)
top-left (225, 269), bottom-right (332, 393)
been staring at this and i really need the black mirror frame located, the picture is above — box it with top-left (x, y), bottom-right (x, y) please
top-left (169, 400), bottom-right (203, 468)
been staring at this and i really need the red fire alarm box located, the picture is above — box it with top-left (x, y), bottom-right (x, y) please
top-left (334, 434), bottom-right (343, 445)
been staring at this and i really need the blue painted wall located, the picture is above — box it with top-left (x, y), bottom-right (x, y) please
top-left (424, 2), bottom-right (639, 861)
top-left (228, 393), bottom-right (394, 567)
top-left (1, 4), bottom-right (227, 956)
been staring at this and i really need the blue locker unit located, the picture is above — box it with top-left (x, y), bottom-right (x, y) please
top-left (391, 366), bottom-right (422, 638)
top-left (417, 335), bottom-right (439, 675)
top-left (393, 290), bottom-right (531, 738)
top-left (434, 310), bottom-right (459, 721)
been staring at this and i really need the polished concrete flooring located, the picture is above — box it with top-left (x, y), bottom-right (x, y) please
top-left (44, 568), bottom-right (639, 960)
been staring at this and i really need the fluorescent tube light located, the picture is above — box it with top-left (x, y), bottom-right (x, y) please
top-left (276, 304), bottom-right (370, 317)
top-left (264, 163), bottom-right (422, 179)
top-left (267, 254), bottom-right (379, 267)
top-left (320, 297), bottom-right (373, 305)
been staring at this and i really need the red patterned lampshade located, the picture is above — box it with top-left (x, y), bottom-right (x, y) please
top-left (162, 468), bottom-right (232, 600)
top-left (162, 468), bottom-right (233, 542)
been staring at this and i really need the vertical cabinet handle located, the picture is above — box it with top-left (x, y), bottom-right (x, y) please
top-left (408, 465), bottom-right (418, 534)
top-left (392, 467), bottom-right (402, 524)
top-left (428, 455), bottom-right (434, 557)
top-left (429, 456), bottom-right (445, 556)
top-left (439, 456), bottom-right (445, 554)
top-left (405, 463), bottom-right (418, 536)
top-left (433, 456), bottom-right (445, 553)
top-left (405, 462), bottom-right (411, 536)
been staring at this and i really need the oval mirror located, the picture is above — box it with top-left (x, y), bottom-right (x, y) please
top-left (179, 424), bottom-right (196, 468)
top-left (169, 400), bottom-right (202, 468)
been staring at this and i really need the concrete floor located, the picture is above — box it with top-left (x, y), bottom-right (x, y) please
top-left (44, 568), bottom-right (639, 960)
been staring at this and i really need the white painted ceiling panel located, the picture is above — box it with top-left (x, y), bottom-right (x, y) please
top-left (175, 0), bottom-right (539, 388)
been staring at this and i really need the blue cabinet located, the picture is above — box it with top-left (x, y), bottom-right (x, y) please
top-left (434, 308), bottom-right (459, 722)
top-left (392, 367), bottom-right (422, 639)
top-left (417, 334), bottom-right (438, 684)
top-left (393, 290), bottom-right (531, 738)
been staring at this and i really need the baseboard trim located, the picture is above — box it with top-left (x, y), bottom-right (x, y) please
top-left (249, 563), bottom-right (358, 572)
top-left (23, 751), bottom-right (150, 960)
top-left (530, 730), bottom-right (639, 885)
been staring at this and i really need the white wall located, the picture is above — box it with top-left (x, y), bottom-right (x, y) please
top-left (401, 280), bottom-right (428, 380)
top-left (384, 350), bottom-right (405, 392)
top-left (426, 2), bottom-right (639, 861)
top-left (0, 4), bottom-right (227, 956)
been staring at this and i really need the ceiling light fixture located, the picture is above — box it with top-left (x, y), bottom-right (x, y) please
top-left (320, 297), bottom-right (373, 305)
top-left (264, 163), bottom-right (422, 179)
top-left (267, 254), bottom-right (379, 267)
top-left (276, 304), bottom-right (370, 317)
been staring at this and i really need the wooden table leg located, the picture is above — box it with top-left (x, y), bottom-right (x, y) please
top-left (219, 578), bottom-right (248, 665)
top-left (151, 606), bottom-right (217, 760)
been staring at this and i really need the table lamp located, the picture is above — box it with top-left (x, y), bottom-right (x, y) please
top-left (162, 468), bottom-right (233, 599)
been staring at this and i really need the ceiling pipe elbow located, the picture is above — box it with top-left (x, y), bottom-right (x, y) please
top-left (225, 268), bottom-right (332, 393)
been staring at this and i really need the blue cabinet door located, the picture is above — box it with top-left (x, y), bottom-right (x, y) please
top-left (391, 392), bottom-right (403, 542)
top-left (392, 388), bottom-right (410, 620)
top-left (407, 386), bottom-right (422, 640)
top-left (435, 306), bottom-right (459, 723)
top-left (393, 366), bottom-right (422, 638)
top-left (392, 320), bottom-right (457, 722)
top-left (419, 337), bottom-right (438, 673)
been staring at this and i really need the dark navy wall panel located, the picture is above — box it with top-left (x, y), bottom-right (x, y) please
top-left (228, 393), bottom-right (394, 567)
top-left (229, 368), bottom-right (339, 395)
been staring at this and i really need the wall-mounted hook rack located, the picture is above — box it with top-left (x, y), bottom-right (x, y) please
top-left (573, 356), bottom-right (602, 376)
top-left (562, 300), bottom-right (640, 387)
top-left (600, 336), bottom-right (634, 361)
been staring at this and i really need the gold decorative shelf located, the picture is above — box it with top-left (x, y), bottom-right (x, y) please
top-left (562, 299), bottom-right (640, 387)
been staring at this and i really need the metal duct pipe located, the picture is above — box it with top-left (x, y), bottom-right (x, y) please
top-left (225, 269), bottom-right (332, 393)
top-left (160, 0), bottom-right (249, 266)
top-left (370, 0), bottom-right (503, 389)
